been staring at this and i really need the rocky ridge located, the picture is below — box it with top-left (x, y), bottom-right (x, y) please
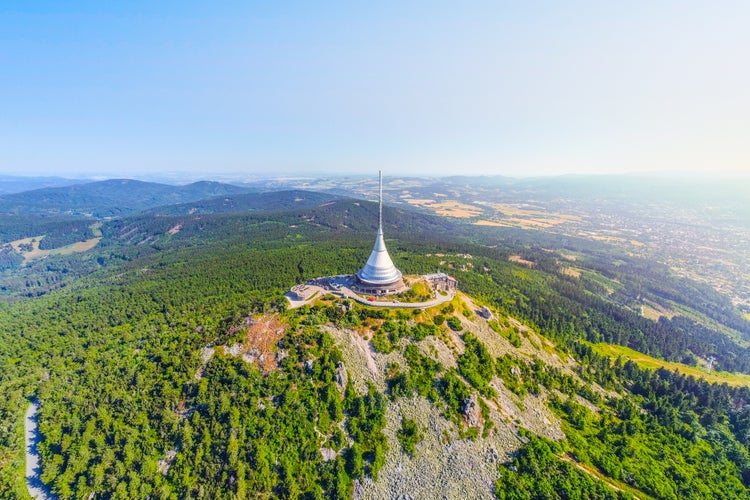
top-left (323, 292), bottom-right (607, 499)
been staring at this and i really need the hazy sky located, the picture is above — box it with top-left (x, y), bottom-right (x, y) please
top-left (1, 1), bottom-right (748, 180)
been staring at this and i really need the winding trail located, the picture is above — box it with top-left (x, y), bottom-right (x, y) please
top-left (25, 400), bottom-right (56, 500)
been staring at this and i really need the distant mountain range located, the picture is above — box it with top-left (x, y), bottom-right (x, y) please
top-left (0, 175), bottom-right (83, 195)
top-left (0, 179), bottom-right (252, 217)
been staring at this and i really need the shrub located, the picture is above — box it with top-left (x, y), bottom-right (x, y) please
top-left (397, 417), bottom-right (423, 456)
top-left (446, 316), bottom-right (463, 331)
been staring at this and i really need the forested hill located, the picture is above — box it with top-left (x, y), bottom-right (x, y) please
top-left (0, 179), bottom-right (252, 217)
top-left (145, 189), bottom-right (340, 216)
top-left (103, 197), bottom-right (458, 248)
top-left (1, 201), bottom-right (750, 497)
top-left (1, 183), bottom-right (750, 497)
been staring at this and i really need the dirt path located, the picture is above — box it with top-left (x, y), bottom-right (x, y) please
top-left (25, 400), bottom-right (56, 500)
top-left (559, 454), bottom-right (643, 499)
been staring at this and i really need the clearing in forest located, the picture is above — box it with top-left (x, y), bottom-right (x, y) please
top-left (593, 343), bottom-right (750, 387)
top-left (10, 233), bottom-right (102, 264)
top-left (639, 299), bottom-right (676, 321)
top-left (508, 255), bottom-right (535, 267)
top-left (222, 314), bottom-right (287, 373)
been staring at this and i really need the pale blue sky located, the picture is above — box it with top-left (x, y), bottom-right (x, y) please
top-left (1, 1), bottom-right (748, 179)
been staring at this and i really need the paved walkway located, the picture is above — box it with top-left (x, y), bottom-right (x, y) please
top-left (25, 400), bottom-right (56, 499)
top-left (284, 285), bottom-right (326, 309)
top-left (285, 285), bottom-right (456, 309)
top-left (335, 286), bottom-right (455, 309)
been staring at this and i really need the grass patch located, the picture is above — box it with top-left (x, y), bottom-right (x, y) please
top-left (561, 455), bottom-right (657, 500)
top-left (90, 222), bottom-right (103, 237)
top-left (410, 280), bottom-right (431, 297)
top-left (11, 235), bottom-right (102, 264)
top-left (639, 298), bottom-right (676, 321)
top-left (665, 300), bottom-right (749, 347)
top-left (394, 279), bottom-right (433, 303)
top-left (509, 255), bottom-right (535, 267)
top-left (561, 267), bottom-right (581, 279)
top-left (578, 269), bottom-right (624, 295)
top-left (640, 304), bottom-right (664, 321)
top-left (592, 343), bottom-right (750, 387)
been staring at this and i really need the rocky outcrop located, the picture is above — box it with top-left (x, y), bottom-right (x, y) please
top-left (335, 361), bottom-right (348, 393)
top-left (462, 394), bottom-right (482, 428)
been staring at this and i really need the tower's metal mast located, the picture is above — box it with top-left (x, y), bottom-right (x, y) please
top-left (378, 170), bottom-right (383, 230)
top-left (356, 170), bottom-right (402, 287)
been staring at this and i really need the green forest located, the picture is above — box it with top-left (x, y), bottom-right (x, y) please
top-left (1, 197), bottom-right (750, 498)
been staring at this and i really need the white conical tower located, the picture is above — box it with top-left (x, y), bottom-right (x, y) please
top-left (357, 171), bottom-right (403, 287)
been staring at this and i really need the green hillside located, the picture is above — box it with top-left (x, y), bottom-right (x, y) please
top-left (145, 189), bottom-right (339, 216)
top-left (1, 194), bottom-right (750, 498)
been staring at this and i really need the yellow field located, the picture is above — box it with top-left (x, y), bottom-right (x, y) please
top-left (744, 313), bottom-right (750, 322)
top-left (10, 234), bottom-right (101, 264)
top-left (640, 304), bottom-right (664, 321)
top-left (561, 267), bottom-right (581, 278)
top-left (593, 343), bottom-right (750, 387)
top-left (432, 201), bottom-right (482, 217)
top-left (472, 202), bottom-right (579, 229)
top-left (9, 236), bottom-right (36, 252)
top-left (403, 196), bottom-right (585, 226)
top-left (473, 219), bottom-right (507, 227)
top-left (474, 218), bottom-right (567, 229)
top-left (509, 255), bottom-right (535, 267)
top-left (481, 203), bottom-right (579, 220)
top-left (402, 197), bottom-right (482, 218)
top-left (404, 198), bottom-right (436, 205)
top-left (639, 299), bottom-right (676, 321)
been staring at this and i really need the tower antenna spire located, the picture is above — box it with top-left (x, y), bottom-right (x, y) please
top-left (355, 170), bottom-right (403, 292)
top-left (378, 170), bottom-right (383, 230)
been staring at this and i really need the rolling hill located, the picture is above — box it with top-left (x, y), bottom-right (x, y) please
top-left (1, 175), bottom-right (750, 498)
top-left (0, 179), bottom-right (252, 217)
top-left (145, 189), bottom-right (340, 216)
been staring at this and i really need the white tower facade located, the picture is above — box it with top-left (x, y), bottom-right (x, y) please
top-left (356, 171), bottom-right (404, 291)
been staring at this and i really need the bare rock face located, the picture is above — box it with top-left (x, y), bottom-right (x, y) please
top-left (478, 306), bottom-right (493, 319)
top-left (157, 449), bottom-right (177, 475)
top-left (462, 394), bottom-right (482, 428)
top-left (320, 447), bottom-right (337, 462)
top-left (335, 361), bottom-right (348, 393)
top-left (322, 296), bottom-right (579, 499)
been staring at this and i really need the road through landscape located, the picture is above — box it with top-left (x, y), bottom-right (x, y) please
top-left (25, 400), bottom-right (55, 500)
